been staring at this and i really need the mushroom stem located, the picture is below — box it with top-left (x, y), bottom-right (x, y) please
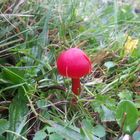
top-left (72, 78), bottom-right (81, 95)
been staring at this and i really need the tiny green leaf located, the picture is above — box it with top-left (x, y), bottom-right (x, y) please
top-left (7, 89), bottom-right (29, 140)
top-left (93, 125), bottom-right (106, 138)
top-left (104, 61), bottom-right (115, 70)
top-left (49, 133), bottom-right (63, 140)
top-left (50, 122), bottom-right (83, 140)
top-left (116, 100), bottom-right (138, 134)
top-left (36, 99), bottom-right (48, 110)
top-left (101, 105), bottom-right (115, 121)
top-left (33, 131), bottom-right (47, 140)
top-left (118, 90), bottom-right (133, 100)
top-left (0, 119), bottom-right (9, 135)
top-left (2, 67), bottom-right (25, 84)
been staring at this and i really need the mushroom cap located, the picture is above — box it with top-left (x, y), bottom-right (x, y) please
top-left (57, 48), bottom-right (91, 78)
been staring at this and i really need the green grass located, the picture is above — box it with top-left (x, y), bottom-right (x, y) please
top-left (0, 0), bottom-right (140, 139)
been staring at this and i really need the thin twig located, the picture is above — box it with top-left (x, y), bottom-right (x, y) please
top-left (118, 112), bottom-right (127, 138)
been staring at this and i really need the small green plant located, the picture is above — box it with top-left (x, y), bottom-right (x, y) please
top-left (0, 0), bottom-right (140, 140)
top-left (116, 100), bottom-right (139, 134)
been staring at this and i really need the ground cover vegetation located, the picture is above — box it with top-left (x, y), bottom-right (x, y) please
top-left (0, 0), bottom-right (140, 139)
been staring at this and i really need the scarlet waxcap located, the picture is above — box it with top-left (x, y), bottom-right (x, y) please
top-left (57, 48), bottom-right (91, 78)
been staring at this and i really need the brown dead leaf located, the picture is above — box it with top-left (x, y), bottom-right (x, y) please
top-left (92, 50), bottom-right (115, 64)
top-left (133, 82), bottom-right (140, 95)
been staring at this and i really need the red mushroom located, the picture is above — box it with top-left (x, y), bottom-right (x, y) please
top-left (57, 48), bottom-right (91, 95)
